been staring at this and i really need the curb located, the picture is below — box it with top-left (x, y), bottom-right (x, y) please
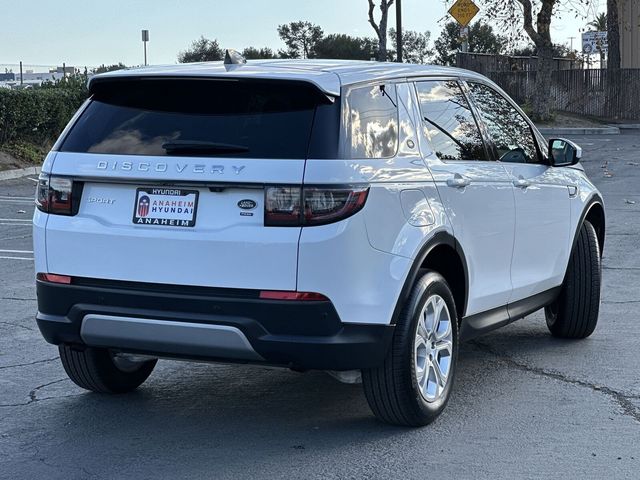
top-left (611, 124), bottom-right (640, 130)
top-left (538, 126), bottom-right (620, 135)
top-left (0, 166), bottom-right (41, 181)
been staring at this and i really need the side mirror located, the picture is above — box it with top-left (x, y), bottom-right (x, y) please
top-left (548, 138), bottom-right (582, 167)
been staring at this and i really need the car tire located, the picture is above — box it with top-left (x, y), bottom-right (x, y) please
top-left (59, 345), bottom-right (157, 393)
top-left (362, 270), bottom-right (459, 427)
top-left (545, 220), bottom-right (601, 339)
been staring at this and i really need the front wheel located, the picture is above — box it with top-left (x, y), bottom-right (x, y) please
top-left (362, 271), bottom-right (459, 427)
top-left (59, 345), bottom-right (157, 393)
top-left (545, 220), bottom-right (601, 339)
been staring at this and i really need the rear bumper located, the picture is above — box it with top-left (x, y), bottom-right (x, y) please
top-left (36, 278), bottom-right (393, 371)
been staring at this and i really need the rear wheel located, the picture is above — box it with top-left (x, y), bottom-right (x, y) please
top-left (362, 271), bottom-right (459, 427)
top-left (545, 220), bottom-right (601, 339)
top-left (59, 345), bottom-right (157, 393)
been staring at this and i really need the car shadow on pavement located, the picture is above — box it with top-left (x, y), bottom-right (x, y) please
top-left (13, 324), bottom-right (624, 478)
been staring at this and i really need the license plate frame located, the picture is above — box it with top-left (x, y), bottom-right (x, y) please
top-left (132, 187), bottom-right (199, 228)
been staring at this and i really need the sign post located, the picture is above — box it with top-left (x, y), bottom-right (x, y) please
top-left (141, 29), bottom-right (150, 66)
top-left (460, 26), bottom-right (470, 53)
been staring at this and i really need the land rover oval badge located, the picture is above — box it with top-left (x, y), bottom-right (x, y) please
top-left (238, 199), bottom-right (257, 210)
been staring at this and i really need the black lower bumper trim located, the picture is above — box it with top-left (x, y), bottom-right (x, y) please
top-left (35, 279), bottom-right (393, 371)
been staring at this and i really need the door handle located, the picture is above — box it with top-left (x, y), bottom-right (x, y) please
top-left (513, 177), bottom-right (531, 189)
top-left (447, 174), bottom-right (471, 189)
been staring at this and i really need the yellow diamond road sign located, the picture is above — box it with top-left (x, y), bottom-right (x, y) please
top-left (448, 0), bottom-right (480, 28)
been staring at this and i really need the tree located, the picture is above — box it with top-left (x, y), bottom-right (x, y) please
top-left (241, 47), bottom-right (277, 60)
top-left (434, 20), bottom-right (505, 66)
top-left (277, 21), bottom-right (323, 59)
top-left (389, 29), bottom-right (433, 64)
top-left (314, 34), bottom-right (377, 60)
top-left (587, 12), bottom-right (607, 31)
top-left (479, 0), bottom-right (593, 121)
top-left (607, 0), bottom-right (620, 70)
top-left (367, 0), bottom-right (395, 61)
top-left (92, 63), bottom-right (127, 74)
top-left (511, 43), bottom-right (573, 57)
top-left (177, 36), bottom-right (223, 63)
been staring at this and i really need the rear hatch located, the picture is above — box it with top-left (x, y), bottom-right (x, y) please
top-left (42, 77), bottom-right (339, 290)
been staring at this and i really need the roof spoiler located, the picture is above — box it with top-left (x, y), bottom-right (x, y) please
top-left (87, 76), bottom-right (337, 105)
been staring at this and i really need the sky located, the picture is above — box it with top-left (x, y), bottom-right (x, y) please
top-left (0, 0), bottom-right (605, 70)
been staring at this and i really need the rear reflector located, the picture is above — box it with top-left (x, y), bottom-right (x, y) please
top-left (37, 273), bottom-right (72, 284)
top-left (259, 290), bottom-right (328, 301)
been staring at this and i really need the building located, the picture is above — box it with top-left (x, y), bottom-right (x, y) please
top-left (620, 0), bottom-right (640, 68)
top-left (49, 66), bottom-right (76, 75)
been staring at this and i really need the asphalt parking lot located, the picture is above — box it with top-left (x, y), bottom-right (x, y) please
top-left (1, 134), bottom-right (639, 479)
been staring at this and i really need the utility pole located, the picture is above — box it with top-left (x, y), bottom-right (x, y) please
top-left (568, 36), bottom-right (576, 52)
top-left (396, 0), bottom-right (403, 62)
top-left (142, 29), bottom-right (149, 66)
top-left (19, 61), bottom-right (23, 86)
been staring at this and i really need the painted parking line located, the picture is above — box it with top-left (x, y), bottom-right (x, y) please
top-left (0, 200), bottom-right (34, 205)
top-left (0, 222), bottom-right (31, 226)
top-left (0, 256), bottom-right (33, 261)
top-left (0, 249), bottom-right (33, 253)
top-left (0, 196), bottom-right (33, 200)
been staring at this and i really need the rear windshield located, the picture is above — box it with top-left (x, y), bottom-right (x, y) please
top-left (59, 79), bottom-right (339, 159)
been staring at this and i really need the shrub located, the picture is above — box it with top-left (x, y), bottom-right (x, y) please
top-left (0, 75), bottom-right (88, 147)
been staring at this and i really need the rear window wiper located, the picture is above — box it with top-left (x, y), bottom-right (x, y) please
top-left (162, 141), bottom-right (249, 155)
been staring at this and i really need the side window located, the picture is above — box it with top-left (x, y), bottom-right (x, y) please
top-left (468, 83), bottom-right (540, 164)
top-left (342, 84), bottom-right (398, 159)
top-left (415, 80), bottom-right (487, 161)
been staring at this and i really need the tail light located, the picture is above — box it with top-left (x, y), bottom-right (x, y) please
top-left (264, 186), bottom-right (302, 226)
top-left (265, 186), bottom-right (369, 227)
top-left (36, 174), bottom-right (80, 215)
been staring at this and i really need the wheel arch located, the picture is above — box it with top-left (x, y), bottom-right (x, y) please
top-left (584, 198), bottom-right (605, 255)
top-left (576, 194), bottom-right (606, 255)
top-left (390, 231), bottom-right (469, 325)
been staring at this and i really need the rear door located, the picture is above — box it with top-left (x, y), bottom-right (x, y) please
top-left (466, 81), bottom-right (571, 302)
top-left (45, 78), bottom-right (338, 290)
top-left (414, 79), bottom-right (516, 316)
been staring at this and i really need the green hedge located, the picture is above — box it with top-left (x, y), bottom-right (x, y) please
top-left (0, 85), bottom-right (87, 146)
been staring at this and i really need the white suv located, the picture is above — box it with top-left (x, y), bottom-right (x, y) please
top-left (33, 57), bottom-right (605, 426)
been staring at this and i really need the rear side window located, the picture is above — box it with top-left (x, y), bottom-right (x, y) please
top-left (342, 84), bottom-right (398, 159)
top-left (60, 79), bottom-right (339, 159)
top-left (468, 83), bottom-right (540, 164)
top-left (416, 80), bottom-right (487, 161)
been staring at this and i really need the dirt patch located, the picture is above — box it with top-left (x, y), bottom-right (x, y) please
top-left (0, 151), bottom-right (29, 172)
top-left (537, 113), bottom-right (609, 128)
top-left (0, 141), bottom-right (48, 171)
